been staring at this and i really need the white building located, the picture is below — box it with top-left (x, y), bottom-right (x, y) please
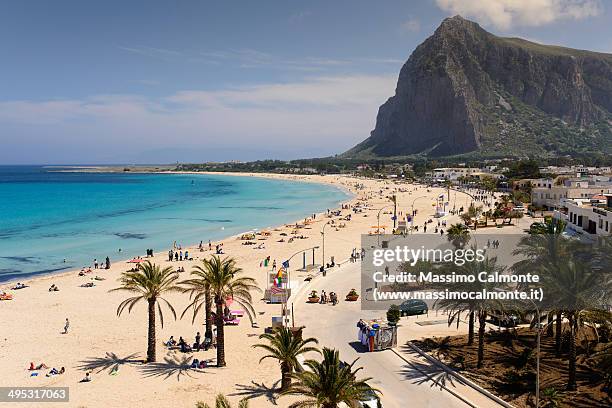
top-left (562, 195), bottom-right (612, 236)
top-left (531, 176), bottom-right (612, 209)
top-left (432, 167), bottom-right (482, 181)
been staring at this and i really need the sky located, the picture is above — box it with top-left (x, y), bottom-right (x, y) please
top-left (1, 0), bottom-right (611, 164)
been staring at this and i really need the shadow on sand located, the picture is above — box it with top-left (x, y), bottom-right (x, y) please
top-left (139, 354), bottom-right (206, 381)
top-left (229, 380), bottom-right (281, 405)
top-left (77, 352), bottom-right (141, 374)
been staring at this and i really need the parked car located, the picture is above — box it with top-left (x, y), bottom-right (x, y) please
top-left (399, 299), bottom-right (428, 316)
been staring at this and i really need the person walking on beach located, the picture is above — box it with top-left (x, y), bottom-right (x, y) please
top-left (105, 257), bottom-right (110, 269)
top-left (63, 318), bottom-right (70, 334)
top-left (93, 259), bottom-right (98, 269)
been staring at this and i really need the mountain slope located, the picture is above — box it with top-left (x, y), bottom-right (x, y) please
top-left (345, 16), bottom-right (612, 158)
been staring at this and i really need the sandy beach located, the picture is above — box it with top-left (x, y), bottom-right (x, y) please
top-left (0, 173), bottom-right (528, 407)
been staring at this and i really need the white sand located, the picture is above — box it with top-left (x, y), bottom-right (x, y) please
top-left (0, 174), bottom-right (525, 407)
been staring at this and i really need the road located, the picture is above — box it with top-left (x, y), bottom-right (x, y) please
top-left (292, 261), bottom-right (472, 408)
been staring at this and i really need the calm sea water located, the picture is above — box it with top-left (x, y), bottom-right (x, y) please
top-left (0, 166), bottom-right (349, 282)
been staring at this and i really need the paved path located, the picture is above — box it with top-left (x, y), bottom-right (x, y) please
top-left (292, 260), bottom-right (504, 408)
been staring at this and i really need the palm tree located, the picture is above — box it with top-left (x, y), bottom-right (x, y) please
top-left (446, 223), bottom-right (470, 249)
top-left (512, 219), bottom-right (567, 354)
top-left (196, 394), bottom-right (248, 408)
top-left (110, 261), bottom-right (180, 362)
top-left (434, 255), bottom-right (507, 367)
top-left (283, 348), bottom-right (379, 408)
top-left (197, 255), bottom-right (259, 367)
top-left (180, 261), bottom-right (215, 341)
top-left (254, 326), bottom-right (320, 391)
top-left (539, 252), bottom-right (609, 390)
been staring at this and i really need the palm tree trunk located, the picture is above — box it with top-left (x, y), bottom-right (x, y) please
top-left (281, 361), bottom-right (291, 391)
top-left (147, 298), bottom-right (156, 363)
top-left (477, 311), bottom-right (486, 368)
top-left (555, 312), bottom-right (562, 356)
top-left (215, 296), bottom-right (226, 367)
top-left (546, 313), bottom-right (553, 337)
top-left (204, 287), bottom-right (213, 340)
top-left (468, 311), bottom-right (475, 346)
top-left (567, 315), bottom-right (577, 391)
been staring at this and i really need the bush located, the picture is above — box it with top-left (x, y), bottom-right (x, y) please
top-left (387, 304), bottom-right (401, 324)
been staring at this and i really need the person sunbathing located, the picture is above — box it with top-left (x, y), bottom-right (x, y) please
top-left (30, 362), bottom-right (49, 370)
top-left (47, 367), bottom-right (64, 376)
top-left (81, 372), bottom-right (92, 382)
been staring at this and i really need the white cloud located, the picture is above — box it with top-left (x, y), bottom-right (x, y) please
top-left (400, 17), bottom-right (421, 33)
top-left (119, 46), bottom-right (400, 72)
top-left (0, 75), bottom-right (397, 162)
top-left (435, 0), bottom-right (603, 30)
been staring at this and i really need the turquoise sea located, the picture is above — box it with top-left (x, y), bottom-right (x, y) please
top-left (0, 166), bottom-right (350, 282)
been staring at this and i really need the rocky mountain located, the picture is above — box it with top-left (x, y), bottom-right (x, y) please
top-left (345, 16), bottom-right (612, 158)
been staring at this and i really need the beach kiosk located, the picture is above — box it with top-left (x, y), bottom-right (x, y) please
top-left (356, 319), bottom-right (398, 351)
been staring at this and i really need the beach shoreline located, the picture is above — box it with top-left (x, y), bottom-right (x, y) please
top-left (0, 172), bottom-right (353, 289)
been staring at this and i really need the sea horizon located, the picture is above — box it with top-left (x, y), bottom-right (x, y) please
top-left (0, 166), bottom-right (350, 283)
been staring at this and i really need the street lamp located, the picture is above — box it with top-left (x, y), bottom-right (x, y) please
top-left (410, 195), bottom-right (428, 234)
top-left (283, 245), bottom-right (320, 327)
top-left (376, 204), bottom-right (394, 246)
top-left (391, 194), bottom-right (398, 229)
top-left (529, 299), bottom-right (542, 408)
top-left (493, 288), bottom-right (541, 407)
top-left (321, 221), bottom-right (332, 269)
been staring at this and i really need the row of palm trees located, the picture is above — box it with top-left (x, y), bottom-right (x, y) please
top-left (459, 196), bottom-right (523, 230)
top-left (440, 218), bottom-right (612, 391)
top-left (255, 326), bottom-right (378, 408)
top-left (112, 259), bottom-right (378, 407)
top-left (111, 255), bottom-right (259, 367)
top-left (196, 342), bottom-right (380, 408)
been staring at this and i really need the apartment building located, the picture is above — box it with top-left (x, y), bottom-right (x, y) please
top-left (531, 176), bottom-right (612, 209)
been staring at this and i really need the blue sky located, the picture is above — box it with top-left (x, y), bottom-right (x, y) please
top-left (1, 0), bottom-right (610, 164)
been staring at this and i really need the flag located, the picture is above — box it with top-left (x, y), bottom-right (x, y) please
top-left (270, 286), bottom-right (285, 294)
top-left (282, 260), bottom-right (289, 269)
